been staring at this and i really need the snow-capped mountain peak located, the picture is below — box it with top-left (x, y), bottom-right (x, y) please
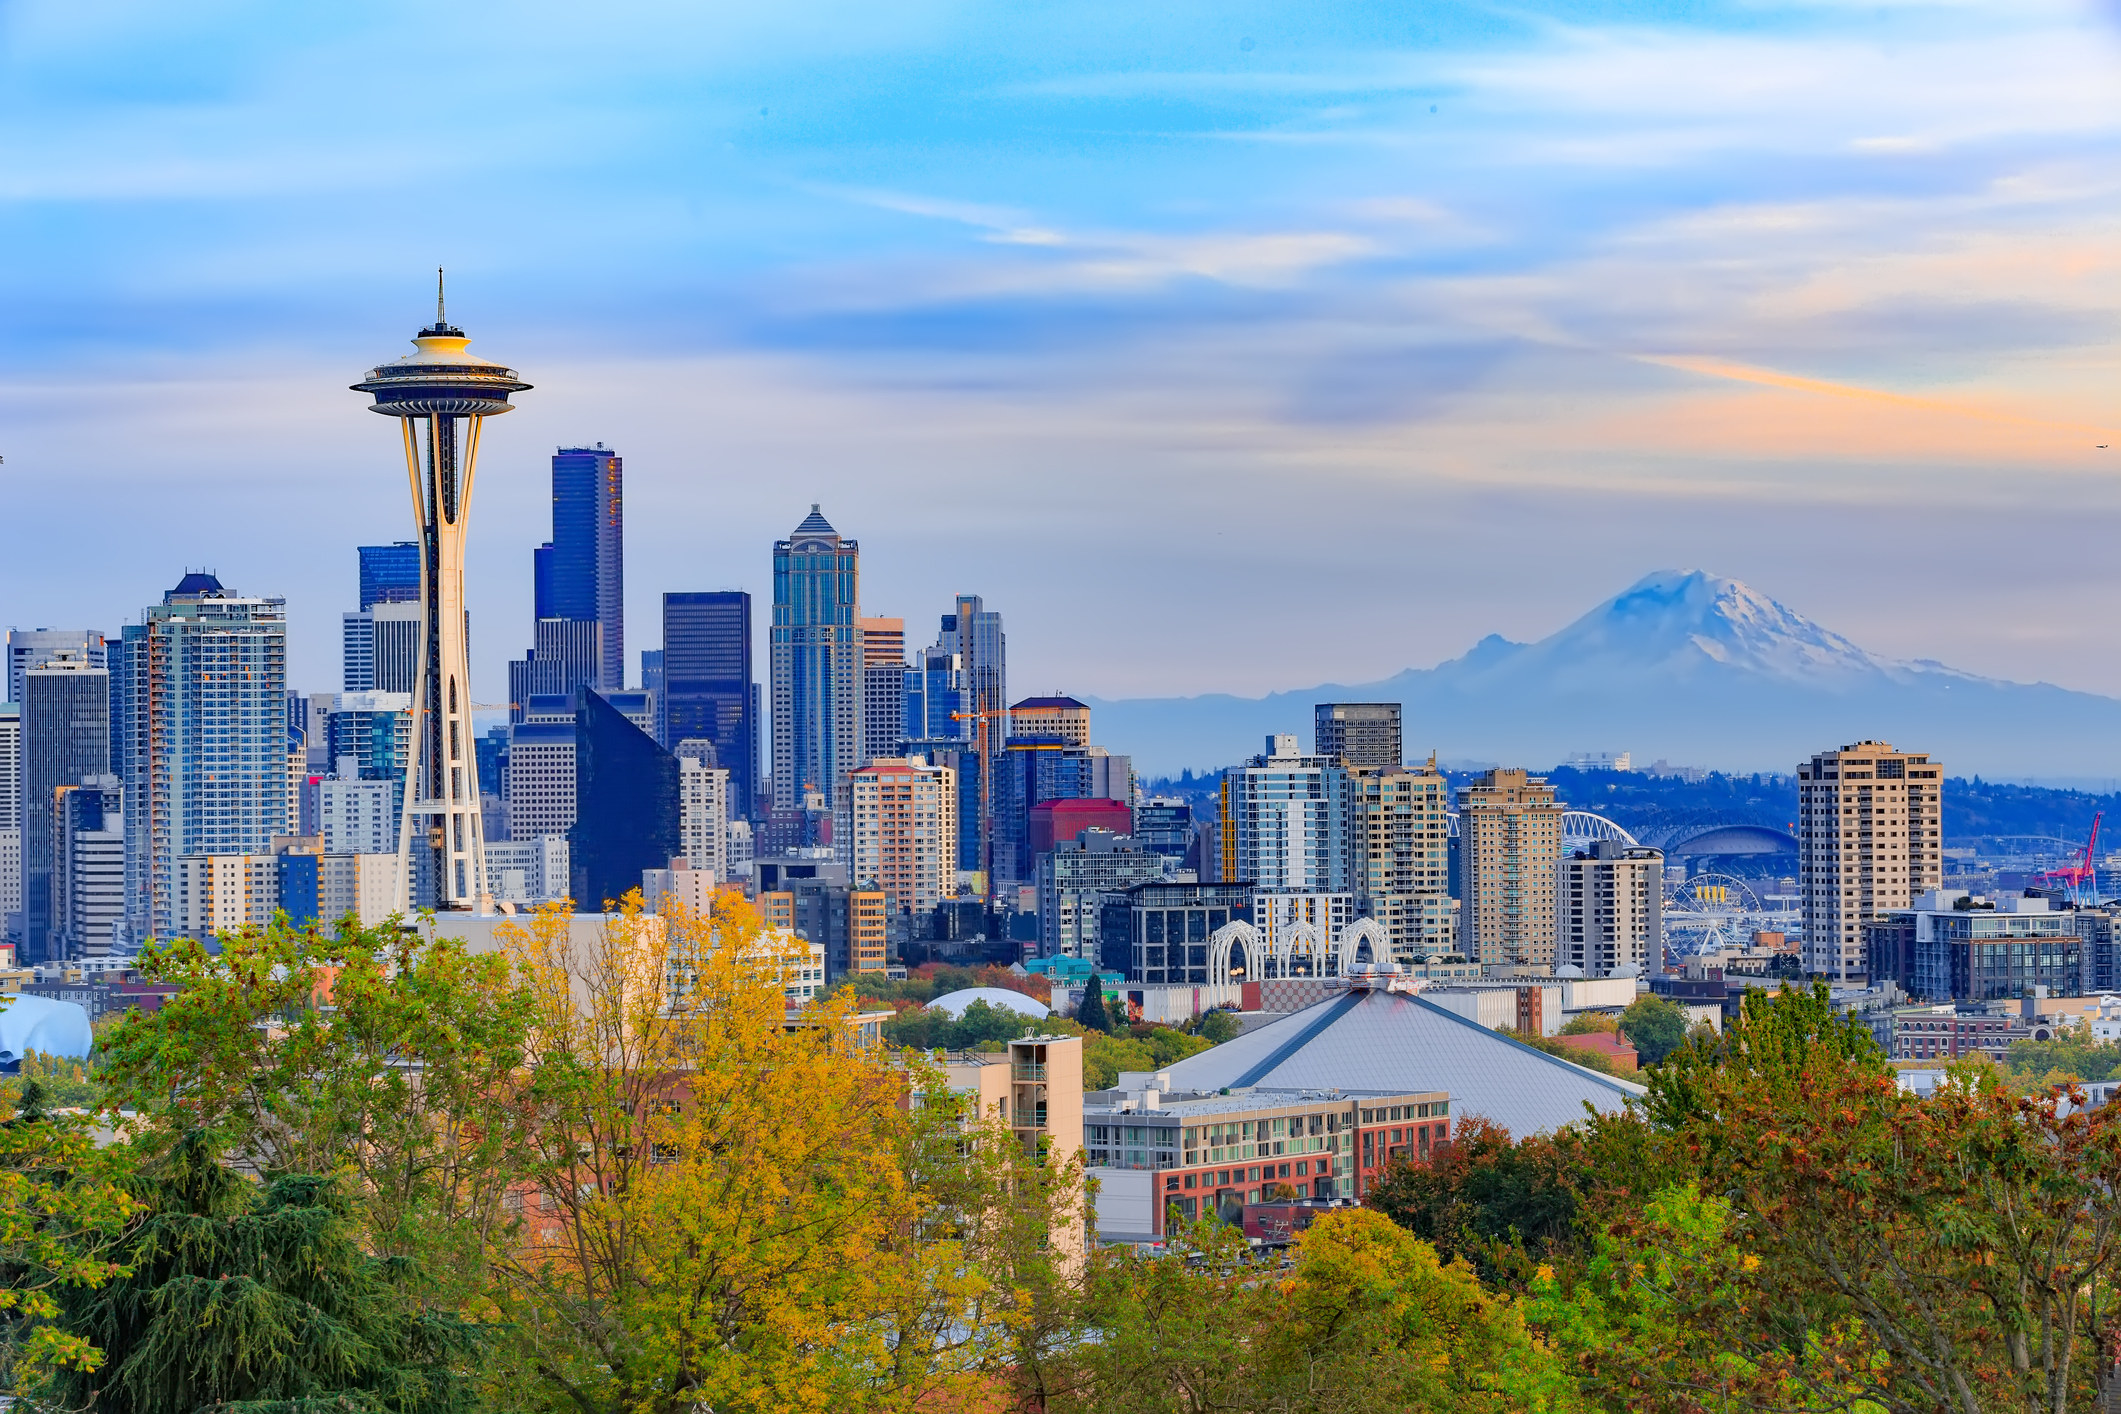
top-left (1580, 569), bottom-right (1890, 682)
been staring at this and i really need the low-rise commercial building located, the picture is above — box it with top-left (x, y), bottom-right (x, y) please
top-left (1867, 890), bottom-right (2078, 1003)
top-left (1891, 1005), bottom-right (2031, 1062)
top-left (1102, 880), bottom-right (1255, 983)
top-left (1037, 829), bottom-right (1166, 961)
top-left (1084, 1080), bottom-right (1449, 1240)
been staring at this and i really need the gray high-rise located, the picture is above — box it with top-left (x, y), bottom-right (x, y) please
top-left (23, 651), bottom-right (109, 963)
top-left (8, 629), bottom-right (107, 709)
top-left (1314, 702), bottom-right (1401, 771)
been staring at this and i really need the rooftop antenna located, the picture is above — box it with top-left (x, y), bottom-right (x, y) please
top-left (436, 267), bottom-right (446, 326)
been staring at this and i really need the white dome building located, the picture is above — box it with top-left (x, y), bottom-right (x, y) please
top-left (929, 986), bottom-right (1051, 1021)
top-left (0, 994), bottom-right (94, 1064)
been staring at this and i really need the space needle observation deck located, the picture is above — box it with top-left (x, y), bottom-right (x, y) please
top-left (350, 275), bottom-right (531, 911)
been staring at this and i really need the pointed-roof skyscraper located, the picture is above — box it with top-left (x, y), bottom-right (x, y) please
top-left (771, 505), bottom-right (860, 819)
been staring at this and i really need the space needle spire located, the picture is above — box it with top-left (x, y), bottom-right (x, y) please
top-left (352, 286), bottom-right (531, 911)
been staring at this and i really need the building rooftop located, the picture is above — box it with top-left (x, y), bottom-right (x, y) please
top-left (1011, 695), bottom-right (1089, 711)
top-left (1150, 985), bottom-right (1643, 1136)
top-left (1085, 1085), bottom-right (1443, 1120)
top-left (793, 504), bottom-right (837, 535)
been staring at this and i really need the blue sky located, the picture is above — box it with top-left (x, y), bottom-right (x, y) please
top-left (2, 0), bottom-right (2119, 714)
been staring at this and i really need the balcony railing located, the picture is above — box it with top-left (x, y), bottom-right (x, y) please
top-left (1013, 1062), bottom-right (1047, 1081)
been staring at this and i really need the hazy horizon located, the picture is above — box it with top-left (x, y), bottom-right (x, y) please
top-left (3, 1), bottom-right (2118, 712)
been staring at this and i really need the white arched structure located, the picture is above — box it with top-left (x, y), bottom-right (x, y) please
top-left (1561, 810), bottom-right (1640, 851)
top-left (1209, 920), bottom-right (1260, 988)
top-left (1210, 916), bottom-right (1396, 987)
top-left (1338, 917), bottom-right (1388, 966)
top-left (1281, 921), bottom-right (1328, 976)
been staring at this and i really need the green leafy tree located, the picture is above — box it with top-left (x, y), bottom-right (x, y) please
top-left (1366, 1115), bottom-right (1586, 1281)
top-left (1558, 1011), bottom-right (1619, 1037)
top-left (42, 1133), bottom-right (483, 1414)
top-left (0, 1077), bottom-right (140, 1392)
top-left (1539, 985), bottom-right (2121, 1413)
top-left (97, 915), bottom-right (536, 1301)
top-left (1998, 1022), bottom-right (2121, 1086)
top-left (1617, 994), bottom-right (1689, 1065)
top-left (1191, 1008), bottom-right (1240, 1045)
top-left (1061, 1210), bottom-right (1584, 1412)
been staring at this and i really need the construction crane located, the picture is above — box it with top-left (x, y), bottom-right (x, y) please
top-left (950, 706), bottom-right (1009, 906)
top-left (2037, 811), bottom-right (2103, 905)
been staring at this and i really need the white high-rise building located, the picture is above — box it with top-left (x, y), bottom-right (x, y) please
top-left (118, 577), bottom-right (289, 941)
top-left (1353, 759), bottom-right (1454, 962)
top-left (318, 852), bottom-right (406, 927)
top-left (0, 703), bottom-right (17, 940)
top-left (0, 703), bottom-right (20, 829)
top-left (673, 739), bottom-right (729, 882)
top-left (1557, 841), bottom-right (1664, 978)
top-left (1799, 740), bottom-right (1943, 981)
top-left (7, 629), bottom-right (106, 708)
top-left (1224, 734), bottom-right (1352, 893)
top-left (172, 854), bottom-right (280, 940)
top-left (485, 836), bottom-right (569, 906)
top-left (54, 775), bottom-right (125, 958)
top-left (320, 778), bottom-right (400, 855)
top-left (1252, 890), bottom-right (1356, 972)
top-left (507, 721), bottom-right (577, 842)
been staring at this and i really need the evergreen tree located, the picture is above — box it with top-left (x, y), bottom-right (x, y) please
top-left (43, 1134), bottom-right (482, 1414)
top-left (1076, 980), bottom-right (1114, 1034)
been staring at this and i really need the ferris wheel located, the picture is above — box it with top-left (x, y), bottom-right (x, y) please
top-left (1664, 872), bottom-right (1768, 953)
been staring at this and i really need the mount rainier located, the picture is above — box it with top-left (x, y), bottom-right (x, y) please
top-left (1086, 570), bottom-right (2121, 779)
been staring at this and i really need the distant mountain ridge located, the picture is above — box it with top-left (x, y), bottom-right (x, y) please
top-left (1084, 570), bottom-right (2121, 779)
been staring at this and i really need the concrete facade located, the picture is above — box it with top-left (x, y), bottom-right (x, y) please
top-left (1799, 740), bottom-right (1943, 980)
top-left (1457, 768), bottom-right (1563, 971)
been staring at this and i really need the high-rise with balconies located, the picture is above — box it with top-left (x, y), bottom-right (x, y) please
top-left (116, 573), bottom-right (289, 941)
top-left (1799, 739), bottom-right (1943, 981)
top-left (1456, 767), bottom-right (1563, 971)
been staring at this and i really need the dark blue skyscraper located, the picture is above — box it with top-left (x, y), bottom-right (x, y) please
top-left (533, 445), bottom-right (623, 690)
top-left (663, 591), bottom-right (756, 820)
top-left (570, 687), bottom-right (677, 910)
top-left (357, 542), bottom-right (421, 610)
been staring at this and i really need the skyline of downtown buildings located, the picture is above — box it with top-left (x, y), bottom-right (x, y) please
top-left (0, 390), bottom-right (1049, 954)
top-left (0, 308), bottom-right (1975, 997)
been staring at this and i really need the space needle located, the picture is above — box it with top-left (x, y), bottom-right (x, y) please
top-left (352, 274), bottom-right (530, 910)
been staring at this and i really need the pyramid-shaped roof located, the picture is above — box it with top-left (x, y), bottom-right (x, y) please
top-left (166, 571), bottom-right (226, 601)
top-left (1155, 987), bottom-right (1642, 1137)
top-left (793, 504), bottom-right (837, 535)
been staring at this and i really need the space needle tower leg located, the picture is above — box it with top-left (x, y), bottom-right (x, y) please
top-left (353, 275), bottom-right (532, 911)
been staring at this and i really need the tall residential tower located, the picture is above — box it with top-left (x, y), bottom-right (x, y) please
top-left (1798, 740), bottom-right (1943, 981)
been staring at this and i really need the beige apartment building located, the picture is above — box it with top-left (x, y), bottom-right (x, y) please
top-left (848, 756), bottom-right (958, 919)
top-left (1558, 840), bottom-right (1664, 977)
top-left (1008, 695), bottom-right (1093, 748)
top-left (1799, 740), bottom-right (1943, 980)
top-left (858, 617), bottom-right (906, 767)
top-left (1354, 758), bottom-right (1455, 960)
top-left (1457, 768), bottom-right (1563, 971)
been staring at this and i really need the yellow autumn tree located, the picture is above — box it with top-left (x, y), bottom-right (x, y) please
top-left (484, 891), bottom-right (1081, 1414)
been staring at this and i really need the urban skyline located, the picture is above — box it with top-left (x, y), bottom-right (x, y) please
top-left (2, 3), bottom-right (2118, 716)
